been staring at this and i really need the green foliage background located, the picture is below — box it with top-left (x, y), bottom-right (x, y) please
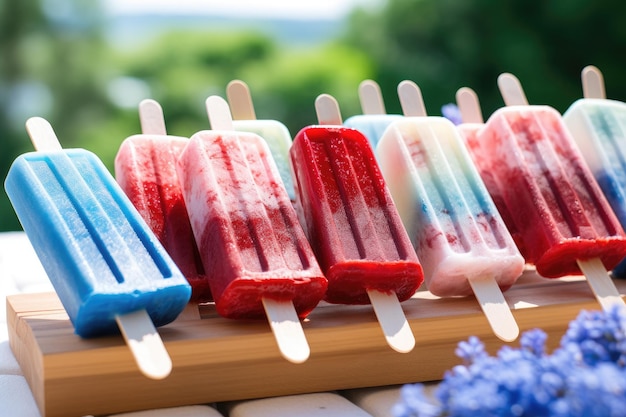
top-left (2, 0), bottom-right (626, 231)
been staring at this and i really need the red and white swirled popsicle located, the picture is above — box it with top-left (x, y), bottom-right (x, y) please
top-left (290, 93), bottom-right (424, 353)
top-left (562, 66), bottom-right (626, 278)
top-left (469, 73), bottom-right (626, 310)
top-left (115, 100), bottom-right (210, 301)
top-left (376, 81), bottom-right (523, 341)
top-left (177, 95), bottom-right (327, 363)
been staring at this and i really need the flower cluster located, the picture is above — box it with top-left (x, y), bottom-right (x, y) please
top-left (394, 305), bottom-right (626, 417)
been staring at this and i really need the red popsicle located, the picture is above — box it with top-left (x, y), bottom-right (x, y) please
top-left (290, 93), bottom-right (424, 353)
top-left (470, 73), bottom-right (626, 310)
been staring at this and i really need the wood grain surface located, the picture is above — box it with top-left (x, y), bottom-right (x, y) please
top-left (8, 269), bottom-right (624, 417)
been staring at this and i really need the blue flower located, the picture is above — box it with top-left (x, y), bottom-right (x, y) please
top-left (552, 363), bottom-right (626, 417)
top-left (561, 305), bottom-right (626, 367)
top-left (520, 328), bottom-right (547, 357)
top-left (441, 103), bottom-right (463, 125)
top-left (455, 335), bottom-right (487, 365)
top-left (394, 306), bottom-right (626, 416)
top-left (393, 384), bottom-right (442, 417)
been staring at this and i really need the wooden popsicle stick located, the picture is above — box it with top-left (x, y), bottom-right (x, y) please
top-left (139, 99), bottom-right (167, 136)
top-left (497, 73), bottom-right (529, 106)
top-left (468, 276), bottom-right (519, 342)
top-left (456, 87), bottom-right (484, 124)
top-left (261, 298), bottom-right (310, 363)
top-left (398, 81), bottom-right (520, 341)
top-left (577, 259), bottom-right (625, 309)
top-left (205, 94), bottom-right (311, 363)
top-left (226, 80), bottom-right (257, 121)
top-left (582, 65), bottom-right (607, 99)
top-left (315, 94), bottom-right (344, 125)
top-left (397, 80), bottom-right (427, 117)
top-left (25, 117), bottom-right (63, 152)
top-left (359, 80), bottom-right (387, 115)
top-left (367, 289), bottom-right (415, 353)
top-left (499, 72), bottom-right (625, 312)
top-left (25, 116), bottom-right (174, 379)
top-left (206, 95), bottom-right (235, 131)
top-left (116, 310), bottom-right (172, 379)
top-left (314, 93), bottom-right (416, 353)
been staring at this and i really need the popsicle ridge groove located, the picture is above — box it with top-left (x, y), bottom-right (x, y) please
top-left (149, 141), bottom-right (173, 240)
top-left (97, 159), bottom-right (175, 280)
top-left (405, 123), bottom-right (479, 254)
top-left (453, 135), bottom-right (511, 251)
top-left (503, 111), bottom-right (591, 240)
top-left (324, 135), bottom-right (371, 260)
top-left (48, 155), bottom-right (129, 284)
top-left (356, 133), bottom-right (413, 261)
top-left (541, 111), bottom-right (619, 238)
top-left (256, 143), bottom-right (313, 271)
top-left (246, 132), bottom-right (311, 270)
top-left (245, 136), bottom-right (313, 271)
top-left (220, 136), bottom-right (274, 273)
top-left (322, 132), bottom-right (410, 262)
top-left (355, 135), bottom-right (416, 261)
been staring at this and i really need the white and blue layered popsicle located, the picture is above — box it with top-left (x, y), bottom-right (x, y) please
top-left (5, 118), bottom-right (191, 379)
top-left (376, 81), bottom-right (524, 342)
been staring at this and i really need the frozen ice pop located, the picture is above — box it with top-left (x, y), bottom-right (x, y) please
top-left (376, 80), bottom-right (523, 341)
top-left (177, 95), bottom-right (327, 363)
top-left (290, 93), bottom-right (423, 353)
top-left (343, 80), bottom-right (403, 149)
top-left (115, 99), bottom-right (210, 301)
top-left (455, 87), bottom-right (523, 251)
top-left (4, 117), bottom-right (192, 379)
top-left (226, 80), bottom-right (295, 200)
top-left (563, 66), bottom-right (626, 278)
top-left (470, 73), bottom-right (626, 310)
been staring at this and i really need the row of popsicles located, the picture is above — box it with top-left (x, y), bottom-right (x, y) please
top-left (5, 65), bottom-right (626, 378)
top-left (3, 91), bottom-right (423, 378)
top-left (115, 93), bottom-right (423, 362)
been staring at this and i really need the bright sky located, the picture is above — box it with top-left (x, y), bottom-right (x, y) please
top-left (103, 0), bottom-right (383, 20)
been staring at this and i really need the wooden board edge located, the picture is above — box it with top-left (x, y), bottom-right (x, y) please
top-left (6, 275), bottom-right (626, 417)
top-left (7, 296), bottom-right (46, 416)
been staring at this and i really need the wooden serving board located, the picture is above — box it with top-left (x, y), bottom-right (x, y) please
top-left (8, 269), bottom-right (626, 417)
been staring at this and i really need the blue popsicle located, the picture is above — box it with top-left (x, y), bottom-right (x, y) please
top-left (5, 117), bottom-right (192, 379)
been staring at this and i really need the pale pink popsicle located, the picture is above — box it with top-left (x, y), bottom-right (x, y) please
top-left (115, 100), bottom-right (210, 301)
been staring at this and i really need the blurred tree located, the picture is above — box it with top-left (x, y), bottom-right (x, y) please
top-left (0, 8), bottom-right (375, 231)
top-left (344, 0), bottom-right (626, 118)
top-left (0, 0), bottom-right (113, 231)
top-left (115, 30), bottom-right (373, 137)
top-left (235, 42), bottom-right (373, 133)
